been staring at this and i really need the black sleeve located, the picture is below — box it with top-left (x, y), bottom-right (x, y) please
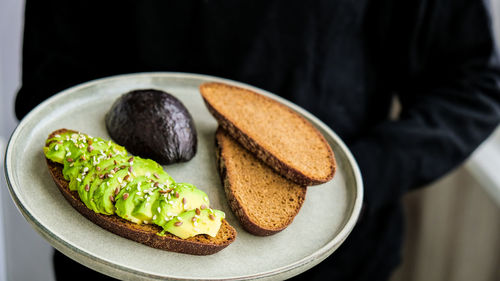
top-left (15, 1), bottom-right (140, 120)
top-left (351, 0), bottom-right (500, 212)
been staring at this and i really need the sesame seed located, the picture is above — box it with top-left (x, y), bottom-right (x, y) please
top-left (192, 217), bottom-right (197, 222)
top-left (136, 192), bottom-right (141, 195)
top-left (83, 167), bottom-right (89, 172)
top-left (106, 182), bottom-right (110, 186)
top-left (66, 151), bottom-right (72, 157)
top-left (118, 177), bottom-right (122, 183)
top-left (153, 215), bottom-right (157, 220)
top-left (200, 204), bottom-right (207, 210)
top-left (108, 174), bottom-right (113, 178)
top-left (76, 178), bottom-right (81, 182)
top-left (54, 144), bottom-right (59, 151)
top-left (194, 221), bottom-right (198, 227)
top-left (204, 196), bottom-right (208, 202)
top-left (55, 134), bottom-right (61, 138)
top-left (145, 172), bottom-right (151, 177)
top-left (69, 163), bottom-right (74, 167)
top-left (157, 207), bottom-right (161, 213)
top-left (145, 202), bottom-right (150, 207)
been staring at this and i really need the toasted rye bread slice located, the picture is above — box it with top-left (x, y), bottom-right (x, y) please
top-left (45, 129), bottom-right (236, 255)
top-left (200, 82), bottom-right (336, 186)
top-left (215, 128), bottom-right (307, 236)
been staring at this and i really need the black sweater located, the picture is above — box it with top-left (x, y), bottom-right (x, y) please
top-left (16, 0), bottom-right (500, 280)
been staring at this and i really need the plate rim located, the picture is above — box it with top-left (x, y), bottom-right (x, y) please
top-left (4, 72), bottom-right (363, 280)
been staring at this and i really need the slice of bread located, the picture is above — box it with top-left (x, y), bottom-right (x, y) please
top-left (215, 128), bottom-right (307, 236)
top-left (200, 82), bottom-right (336, 186)
top-left (45, 129), bottom-right (236, 255)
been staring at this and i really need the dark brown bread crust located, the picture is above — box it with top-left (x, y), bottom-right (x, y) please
top-left (200, 82), bottom-right (336, 186)
top-left (45, 129), bottom-right (236, 255)
top-left (215, 128), bottom-right (307, 236)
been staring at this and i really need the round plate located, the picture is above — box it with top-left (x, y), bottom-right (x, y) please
top-left (4, 73), bottom-right (363, 280)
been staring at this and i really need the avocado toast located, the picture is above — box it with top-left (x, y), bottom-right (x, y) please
top-left (44, 129), bottom-right (236, 255)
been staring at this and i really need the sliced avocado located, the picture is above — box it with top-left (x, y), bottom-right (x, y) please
top-left (152, 183), bottom-right (210, 227)
top-left (89, 158), bottom-right (131, 214)
top-left (44, 141), bottom-right (66, 163)
top-left (85, 156), bottom-right (128, 213)
top-left (131, 189), bottom-right (161, 223)
top-left (115, 176), bottom-right (149, 224)
top-left (162, 209), bottom-right (225, 239)
top-left (44, 131), bottom-right (228, 240)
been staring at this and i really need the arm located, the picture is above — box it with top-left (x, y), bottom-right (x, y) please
top-left (352, 0), bottom-right (500, 212)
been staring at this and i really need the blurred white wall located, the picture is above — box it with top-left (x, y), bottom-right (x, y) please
top-left (0, 0), bottom-right (55, 281)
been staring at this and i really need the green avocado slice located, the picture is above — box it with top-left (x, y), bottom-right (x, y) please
top-left (152, 183), bottom-right (210, 227)
top-left (115, 176), bottom-right (149, 224)
top-left (162, 209), bottom-right (225, 239)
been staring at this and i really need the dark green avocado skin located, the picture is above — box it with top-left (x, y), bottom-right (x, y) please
top-left (105, 89), bottom-right (197, 165)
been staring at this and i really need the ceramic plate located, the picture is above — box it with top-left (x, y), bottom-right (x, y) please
top-left (4, 73), bottom-right (363, 280)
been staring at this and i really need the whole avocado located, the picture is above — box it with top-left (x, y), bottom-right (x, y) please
top-left (105, 89), bottom-right (197, 165)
